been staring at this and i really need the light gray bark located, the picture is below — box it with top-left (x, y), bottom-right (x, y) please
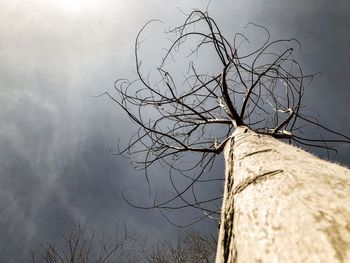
top-left (216, 126), bottom-right (350, 263)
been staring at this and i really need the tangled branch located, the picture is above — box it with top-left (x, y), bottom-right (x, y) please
top-left (108, 10), bottom-right (350, 226)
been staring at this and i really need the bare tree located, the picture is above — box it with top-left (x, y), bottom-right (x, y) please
top-left (31, 221), bottom-right (144, 263)
top-left (147, 229), bottom-right (216, 263)
top-left (108, 9), bottom-right (350, 263)
top-left (31, 222), bottom-right (216, 263)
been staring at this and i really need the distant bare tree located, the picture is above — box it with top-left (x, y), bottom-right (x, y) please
top-left (31, 222), bottom-right (216, 263)
top-left (147, 229), bottom-right (216, 263)
top-left (31, 221), bottom-right (144, 263)
top-left (108, 9), bottom-right (350, 263)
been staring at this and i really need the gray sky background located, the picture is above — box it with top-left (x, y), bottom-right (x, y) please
top-left (0, 0), bottom-right (349, 261)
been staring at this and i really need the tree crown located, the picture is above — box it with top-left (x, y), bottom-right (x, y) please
top-left (107, 10), bottom-right (350, 226)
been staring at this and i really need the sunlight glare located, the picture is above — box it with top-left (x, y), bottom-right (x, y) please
top-left (55, 0), bottom-right (100, 14)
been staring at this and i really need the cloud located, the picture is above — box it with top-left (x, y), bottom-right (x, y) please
top-left (0, 1), bottom-right (349, 261)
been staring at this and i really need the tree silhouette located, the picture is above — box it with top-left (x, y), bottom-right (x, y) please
top-left (31, 221), bottom-right (144, 263)
top-left (31, 222), bottom-right (216, 263)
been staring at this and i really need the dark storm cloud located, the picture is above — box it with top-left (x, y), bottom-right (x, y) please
top-left (1, 0), bottom-right (349, 262)
top-left (0, 2), bottom-right (212, 261)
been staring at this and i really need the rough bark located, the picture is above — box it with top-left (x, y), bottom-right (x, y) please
top-left (216, 126), bottom-right (350, 263)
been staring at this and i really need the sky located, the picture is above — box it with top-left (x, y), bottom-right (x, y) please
top-left (0, 0), bottom-right (349, 261)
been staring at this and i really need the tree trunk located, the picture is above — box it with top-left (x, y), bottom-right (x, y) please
top-left (215, 126), bottom-right (350, 263)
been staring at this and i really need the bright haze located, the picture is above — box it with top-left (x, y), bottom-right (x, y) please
top-left (0, 0), bottom-right (349, 261)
